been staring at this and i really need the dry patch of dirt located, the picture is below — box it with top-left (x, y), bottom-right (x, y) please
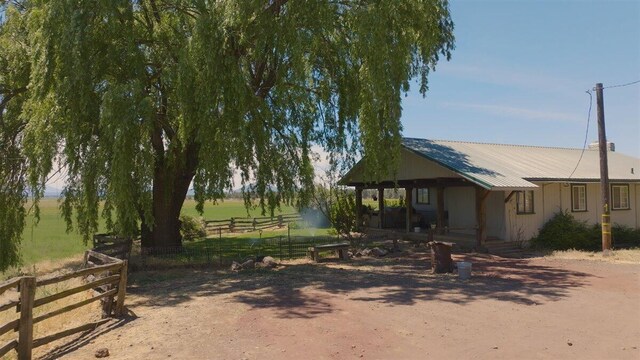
top-left (546, 248), bottom-right (640, 264)
top-left (40, 248), bottom-right (640, 360)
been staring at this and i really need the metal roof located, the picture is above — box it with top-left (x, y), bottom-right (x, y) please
top-left (402, 138), bottom-right (640, 190)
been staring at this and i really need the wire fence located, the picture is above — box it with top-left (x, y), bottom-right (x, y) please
top-left (135, 233), bottom-right (391, 269)
top-left (138, 236), bottom-right (336, 269)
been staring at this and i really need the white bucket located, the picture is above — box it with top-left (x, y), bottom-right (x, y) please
top-left (457, 262), bottom-right (472, 280)
top-left (414, 227), bottom-right (421, 233)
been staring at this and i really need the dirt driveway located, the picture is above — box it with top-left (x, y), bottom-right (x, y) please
top-left (42, 248), bottom-right (640, 360)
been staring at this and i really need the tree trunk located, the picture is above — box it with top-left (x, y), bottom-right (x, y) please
top-left (141, 143), bottom-right (198, 249)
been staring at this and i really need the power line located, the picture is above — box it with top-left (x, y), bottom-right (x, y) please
top-left (601, 80), bottom-right (640, 89)
top-left (568, 89), bottom-right (593, 179)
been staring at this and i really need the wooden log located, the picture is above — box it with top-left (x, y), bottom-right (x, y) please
top-left (33, 288), bottom-right (117, 325)
top-left (34, 275), bottom-right (120, 308)
top-left (0, 299), bottom-right (19, 313)
top-left (355, 187), bottom-right (363, 230)
top-left (475, 186), bottom-right (490, 247)
top-left (0, 277), bottom-right (21, 296)
top-left (86, 250), bottom-right (121, 265)
top-left (32, 318), bottom-right (110, 349)
top-left (18, 276), bottom-right (36, 360)
top-left (0, 319), bottom-right (19, 337)
top-left (0, 339), bottom-right (17, 358)
top-left (405, 186), bottom-right (413, 233)
top-left (437, 184), bottom-right (445, 234)
top-left (115, 261), bottom-right (128, 317)
top-left (37, 262), bottom-right (123, 287)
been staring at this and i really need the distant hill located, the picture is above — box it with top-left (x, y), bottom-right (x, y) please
top-left (44, 186), bottom-right (62, 197)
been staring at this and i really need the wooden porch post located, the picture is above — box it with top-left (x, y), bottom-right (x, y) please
top-left (355, 187), bottom-right (363, 230)
top-left (436, 183), bottom-right (445, 235)
top-left (405, 186), bottom-right (413, 232)
top-left (378, 187), bottom-right (385, 229)
top-left (475, 186), bottom-right (490, 247)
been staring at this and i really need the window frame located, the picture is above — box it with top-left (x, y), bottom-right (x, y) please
top-left (611, 184), bottom-right (630, 210)
top-left (571, 184), bottom-right (588, 212)
top-left (416, 188), bottom-right (430, 205)
top-left (516, 190), bottom-right (535, 214)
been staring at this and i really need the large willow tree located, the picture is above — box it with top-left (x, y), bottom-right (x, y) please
top-left (7, 0), bottom-right (454, 255)
top-left (1, 1), bottom-right (30, 270)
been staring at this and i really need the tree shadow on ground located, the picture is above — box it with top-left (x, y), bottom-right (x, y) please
top-left (37, 309), bottom-right (139, 360)
top-left (126, 247), bottom-right (595, 319)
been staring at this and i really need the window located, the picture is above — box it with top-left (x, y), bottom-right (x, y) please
top-left (416, 188), bottom-right (430, 204)
top-left (516, 190), bottom-right (534, 214)
top-left (571, 184), bottom-right (587, 212)
top-left (611, 184), bottom-right (630, 210)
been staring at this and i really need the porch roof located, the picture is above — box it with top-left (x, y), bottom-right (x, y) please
top-left (340, 138), bottom-right (640, 190)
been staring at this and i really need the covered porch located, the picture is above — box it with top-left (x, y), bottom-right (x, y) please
top-left (352, 178), bottom-right (493, 249)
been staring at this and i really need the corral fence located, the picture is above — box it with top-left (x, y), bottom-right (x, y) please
top-left (93, 234), bottom-right (133, 260)
top-left (138, 233), bottom-right (389, 269)
top-left (0, 251), bottom-right (128, 360)
top-left (204, 213), bottom-right (302, 236)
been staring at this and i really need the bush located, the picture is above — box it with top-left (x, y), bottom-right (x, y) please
top-left (330, 190), bottom-right (358, 237)
top-left (612, 224), bottom-right (640, 248)
top-left (531, 211), bottom-right (600, 251)
top-left (180, 215), bottom-right (206, 241)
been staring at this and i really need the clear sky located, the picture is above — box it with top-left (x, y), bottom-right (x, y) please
top-left (401, 0), bottom-right (640, 157)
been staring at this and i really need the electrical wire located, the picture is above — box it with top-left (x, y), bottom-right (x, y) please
top-left (568, 89), bottom-right (593, 179)
top-left (602, 80), bottom-right (640, 89)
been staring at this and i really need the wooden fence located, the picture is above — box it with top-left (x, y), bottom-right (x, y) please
top-left (0, 250), bottom-right (127, 359)
top-left (204, 213), bottom-right (302, 236)
top-left (93, 234), bottom-right (133, 260)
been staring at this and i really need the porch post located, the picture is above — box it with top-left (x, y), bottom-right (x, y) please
top-left (378, 187), bottom-right (385, 229)
top-left (436, 183), bottom-right (445, 235)
top-left (355, 186), bottom-right (363, 230)
top-left (405, 186), bottom-right (413, 232)
top-left (475, 186), bottom-right (490, 247)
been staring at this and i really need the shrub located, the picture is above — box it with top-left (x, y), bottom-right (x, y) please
top-left (180, 215), bottom-right (206, 241)
top-left (330, 190), bottom-right (358, 237)
top-left (612, 224), bottom-right (640, 248)
top-left (531, 211), bottom-right (600, 251)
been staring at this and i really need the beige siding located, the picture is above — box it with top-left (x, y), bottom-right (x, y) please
top-left (445, 187), bottom-right (476, 232)
top-left (342, 148), bottom-right (460, 184)
top-left (486, 191), bottom-right (506, 239)
top-left (505, 186), bottom-right (544, 241)
top-left (505, 182), bottom-right (640, 241)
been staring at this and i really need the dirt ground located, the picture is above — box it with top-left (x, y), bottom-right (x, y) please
top-left (40, 247), bottom-right (640, 360)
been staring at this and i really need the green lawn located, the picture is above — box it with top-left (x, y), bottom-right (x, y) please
top-left (16, 198), bottom-right (303, 267)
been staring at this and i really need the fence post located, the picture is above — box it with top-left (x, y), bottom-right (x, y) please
top-left (115, 260), bottom-right (128, 317)
top-left (278, 215), bottom-right (283, 228)
top-left (230, 218), bottom-right (235, 233)
top-left (279, 236), bottom-right (283, 261)
top-left (102, 270), bottom-right (114, 318)
top-left (253, 218), bottom-right (257, 231)
top-left (18, 276), bottom-right (36, 360)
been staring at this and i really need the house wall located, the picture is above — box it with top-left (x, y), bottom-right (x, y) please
top-left (486, 191), bottom-right (506, 239)
top-left (504, 181), bottom-right (640, 242)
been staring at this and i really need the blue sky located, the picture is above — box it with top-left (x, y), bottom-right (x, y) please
top-left (401, 0), bottom-right (640, 157)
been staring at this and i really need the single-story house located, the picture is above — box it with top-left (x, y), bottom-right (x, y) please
top-left (339, 138), bottom-right (640, 246)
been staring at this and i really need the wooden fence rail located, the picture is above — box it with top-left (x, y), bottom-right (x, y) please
top-left (0, 250), bottom-right (127, 359)
top-left (204, 213), bottom-right (303, 236)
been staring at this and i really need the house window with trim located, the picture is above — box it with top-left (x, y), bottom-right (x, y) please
top-left (611, 184), bottom-right (630, 210)
top-left (571, 184), bottom-right (587, 212)
top-left (416, 188), bottom-right (430, 204)
top-left (516, 190), bottom-right (534, 214)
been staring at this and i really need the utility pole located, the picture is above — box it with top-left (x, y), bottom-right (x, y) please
top-left (595, 83), bottom-right (612, 253)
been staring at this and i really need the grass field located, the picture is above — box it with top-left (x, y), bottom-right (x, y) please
top-left (16, 198), bottom-right (302, 268)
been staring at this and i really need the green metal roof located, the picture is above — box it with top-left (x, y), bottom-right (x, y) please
top-left (341, 138), bottom-right (640, 190)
